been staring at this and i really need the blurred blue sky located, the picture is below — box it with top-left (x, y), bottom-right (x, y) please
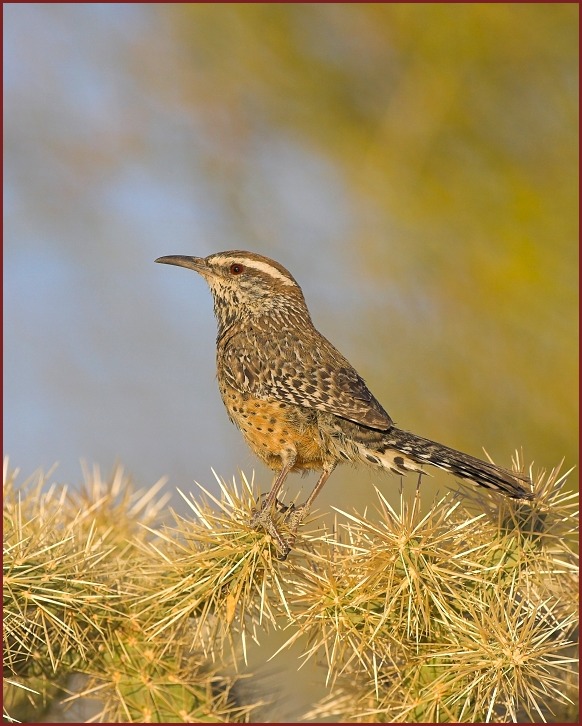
top-left (4, 4), bottom-right (360, 502)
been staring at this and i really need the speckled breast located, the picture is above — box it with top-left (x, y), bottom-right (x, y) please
top-left (218, 379), bottom-right (326, 472)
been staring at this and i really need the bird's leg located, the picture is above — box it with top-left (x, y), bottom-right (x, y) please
top-left (286, 463), bottom-right (337, 535)
top-left (250, 454), bottom-right (296, 559)
top-left (251, 454), bottom-right (296, 518)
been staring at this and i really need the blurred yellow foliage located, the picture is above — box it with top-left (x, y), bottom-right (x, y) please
top-left (161, 3), bottom-right (577, 474)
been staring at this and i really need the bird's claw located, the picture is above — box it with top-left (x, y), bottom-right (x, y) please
top-left (249, 505), bottom-right (292, 560)
top-left (249, 493), bottom-right (309, 559)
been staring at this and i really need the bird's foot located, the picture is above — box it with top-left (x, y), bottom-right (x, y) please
top-left (249, 494), bottom-right (309, 560)
top-left (285, 503), bottom-right (309, 533)
top-left (249, 505), bottom-right (291, 560)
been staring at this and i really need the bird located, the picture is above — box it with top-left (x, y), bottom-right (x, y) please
top-left (155, 250), bottom-right (532, 559)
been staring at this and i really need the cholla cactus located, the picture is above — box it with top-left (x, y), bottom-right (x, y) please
top-left (296, 462), bottom-right (579, 722)
top-left (3, 461), bottom-right (262, 723)
top-left (3, 456), bottom-right (578, 723)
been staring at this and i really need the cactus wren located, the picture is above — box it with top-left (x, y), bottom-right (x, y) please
top-left (156, 250), bottom-right (532, 559)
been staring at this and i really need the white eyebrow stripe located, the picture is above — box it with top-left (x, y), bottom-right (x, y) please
top-left (244, 260), bottom-right (295, 285)
top-left (213, 256), bottom-right (295, 286)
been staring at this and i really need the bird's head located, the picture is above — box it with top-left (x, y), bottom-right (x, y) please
top-left (155, 250), bottom-right (311, 335)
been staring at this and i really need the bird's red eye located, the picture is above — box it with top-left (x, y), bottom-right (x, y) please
top-left (229, 263), bottom-right (244, 275)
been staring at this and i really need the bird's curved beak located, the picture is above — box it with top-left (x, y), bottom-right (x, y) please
top-left (155, 255), bottom-right (207, 275)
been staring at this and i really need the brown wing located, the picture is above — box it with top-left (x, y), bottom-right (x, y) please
top-left (220, 327), bottom-right (393, 430)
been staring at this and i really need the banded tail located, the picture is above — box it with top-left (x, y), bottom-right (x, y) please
top-left (359, 427), bottom-right (532, 500)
